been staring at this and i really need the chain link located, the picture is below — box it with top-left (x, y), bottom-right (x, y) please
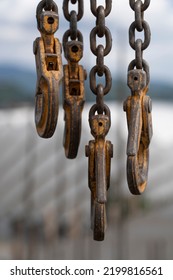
top-left (128, 0), bottom-right (151, 78)
top-left (63, 0), bottom-right (83, 52)
top-left (89, 0), bottom-right (112, 112)
top-left (130, 0), bottom-right (150, 12)
top-left (36, 0), bottom-right (58, 14)
top-left (90, 0), bottom-right (112, 17)
top-left (63, 0), bottom-right (84, 22)
top-left (36, 0), bottom-right (58, 30)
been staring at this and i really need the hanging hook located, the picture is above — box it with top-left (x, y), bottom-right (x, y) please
top-left (34, 1), bottom-right (63, 138)
top-left (124, 69), bottom-right (153, 194)
top-left (63, 40), bottom-right (86, 158)
top-left (86, 105), bottom-right (113, 240)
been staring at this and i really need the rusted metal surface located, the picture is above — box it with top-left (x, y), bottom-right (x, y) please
top-left (63, 42), bottom-right (86, 158)
top-left (62, 0), bottom-right (85, 159)
top-left (124, 0), bottom-right (152, 195)
top-left (87, 0), bottom-right (113, 241)
top-left (86, 105), bottom-right (113, 241)
top-left (124, 70), bottom-right (153, 194)
top-left (32, 0), bottom-right (153, 241)
top-left (33, 0), bottom-right (63, 138)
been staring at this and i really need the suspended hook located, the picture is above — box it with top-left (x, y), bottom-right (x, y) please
top-left (124, 69), bottom-right (153, 194)
top-left (33, 3), bottom-right (63, 138)
top-left (86, 105), bottom-right (113, 240)
top-left (63, 40), bottom-right (86, 158)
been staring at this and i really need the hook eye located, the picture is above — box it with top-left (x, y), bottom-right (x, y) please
top-left (47, 16), bottom-right (55, 24)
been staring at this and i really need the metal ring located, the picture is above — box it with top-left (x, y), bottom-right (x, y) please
top-left (89, 103), bottom-right (111, 120)
top-left (129, 20), bottom-right (151, 51)
top-left (90, 65), bottom-right (112, 95)
top-left (36, 0), bottom-right (58, 18)
top-left (63, 0), bottom-right (84, 21)
top-left (90, 26), bottom-right (112, 56)
top-left (63, 29), bottom-right (83, 51)
top-left (36, 0), bottom-right (58, 30)
top-left (90, 0), bottom-right (112, 17)
top-left (128, 59), bottom-right (150, 84)
top-left (130, 0), bottom-right (150, 12)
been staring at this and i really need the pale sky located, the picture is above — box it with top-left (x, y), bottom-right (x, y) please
top-left (0, 0), bottom-right (173, 84)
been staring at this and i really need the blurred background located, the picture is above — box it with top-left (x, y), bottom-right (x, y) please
top-left (0, 0), bottom-right (173, 259)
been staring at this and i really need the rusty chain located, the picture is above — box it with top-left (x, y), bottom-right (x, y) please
top-left (34, 0), bottom-right (63, 138)
top-left (124, 0), bottom-right (153, 195)
top-left (85, 0), bottom-right (113, 241)
top-left (33, 0), bottom-right (154, 240)
top-left (62, 0), bottom-right (86, 159)
top-left (62, 0), bottom-right (84, 47)
top-left (89, 0), bottom-right (112, 108)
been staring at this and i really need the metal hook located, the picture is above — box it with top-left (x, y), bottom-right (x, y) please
top-left (34, 37), bottom-right (63, 138)
top-left (33, 7), bottom-right (63, 138)
top-left (63, 41), bottom-right (86, 158)
top-left (124, 69), bottom-right (153, 194)
top-left (86, 107), bottom-right (113, 240)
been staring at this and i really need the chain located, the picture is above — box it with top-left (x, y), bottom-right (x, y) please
top-left (33, 0), bottom-right (153, 239)
top-left (124, 0), bottom-right (153, 195)
top-left (63, 0), bottom-right (84, 50)
top-left (128, 0), bottom-right (151, 80)
top-left (89, 0), bottom-right (112, 114)
top-left (86, 0), bottom-right (113, 241)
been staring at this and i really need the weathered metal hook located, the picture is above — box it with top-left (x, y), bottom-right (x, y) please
top-left (33, 37), bottom-right (62, 138)
top-left (85, 111), bottom-right (113, 240)
top-left (63, 41), bottom-right (86, 158)
top-left (124, 69), bottom-right (153, 194)
top-left (33, 7), bottom-right (63, 138)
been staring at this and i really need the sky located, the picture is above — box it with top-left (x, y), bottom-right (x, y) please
top-left (0, 0), bottom-right (173, 84)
